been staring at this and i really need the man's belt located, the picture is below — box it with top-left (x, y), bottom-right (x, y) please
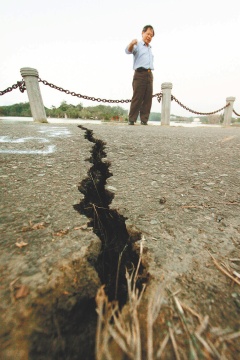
top-left (136, 67), bottom-right (151, 72)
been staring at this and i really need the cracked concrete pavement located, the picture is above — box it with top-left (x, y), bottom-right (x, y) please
top-left (0, 119), bottom-right (240, 359)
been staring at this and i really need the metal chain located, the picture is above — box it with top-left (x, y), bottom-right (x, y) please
top-left (38, 78), bottom-right (131, 103)
top-left (171, 94), bottom-right (230, 115)
top-left (38, 77), bottom-right (163, 104)
top-left (0, 80), bottom-right (26, 96)
top-left (233, 109), bottom-right (240, 117)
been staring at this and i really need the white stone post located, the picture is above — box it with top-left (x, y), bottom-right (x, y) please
top-left (20, 67), bottom-right (48, 123)
top-left (223, 96), bottom-right (235, 126)
top-left (161, 82), bottom-right (172, 126)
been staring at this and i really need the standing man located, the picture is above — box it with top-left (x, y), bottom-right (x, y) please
top-left (125, 25), bottom-right (154, 125)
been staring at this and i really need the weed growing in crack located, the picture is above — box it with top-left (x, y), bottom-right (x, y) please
top-left (95, 239), bottom-right (146, 360)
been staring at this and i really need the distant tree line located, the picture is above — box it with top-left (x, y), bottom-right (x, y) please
top-left (1, 101), bottom-right (239, 123)
top-left (172, 114), bottom-right (240, 124)
top-left (0, 101), bottom-right (129, 120)
top-left (47, 101), bottom-right (130, 120)
top-left (0, 102), bottom-right (32, 117)
top-left (0, 101), bottom-right (162, 121)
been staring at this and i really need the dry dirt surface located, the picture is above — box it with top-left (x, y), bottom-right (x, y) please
top-left (0, 120), bottom-right (240, 359)
top-left (99, 123), bottom-right (240, 359)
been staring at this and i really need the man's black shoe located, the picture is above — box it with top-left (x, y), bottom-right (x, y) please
top-left (128, 121), bottom-right (134, 125)
top-left (141, 121), bottom-right (148, 125)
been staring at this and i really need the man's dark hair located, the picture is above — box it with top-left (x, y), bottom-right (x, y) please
top-left (142, 25), bottom-right (155, 36)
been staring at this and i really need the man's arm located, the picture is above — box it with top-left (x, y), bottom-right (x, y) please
top-left (127, 39), bottom-right (138, 53)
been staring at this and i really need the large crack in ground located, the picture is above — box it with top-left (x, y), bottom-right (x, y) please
top-left (29, 126), bottom-right (148, 360)
top-left (74, 125), bottom-right (148, 304)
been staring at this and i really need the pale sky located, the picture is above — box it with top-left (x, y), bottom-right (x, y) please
top-left (1, 0), bottom-right (239, 117)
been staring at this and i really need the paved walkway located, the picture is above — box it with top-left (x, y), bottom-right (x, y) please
top-left (1, 120), bottom-right (240, 359)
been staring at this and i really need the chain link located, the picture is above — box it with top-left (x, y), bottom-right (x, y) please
top-left (39, 77), bottom-right (163, 104)
top-left (153, 92), bottom-right (163, 103)
top-left (171, 94), bottom-right (230, 115)
top-left (233, 109), bottom-right (240, 117)
top-left (0, 80), bottom-right (26, 96)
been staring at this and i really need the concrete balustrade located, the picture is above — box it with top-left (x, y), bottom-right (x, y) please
top-left (20, 67), bottom-right (48, 123)
top-left (223, 96), bottom-right (235, 126)
top-left (161, 82), bottom-right (172, 126)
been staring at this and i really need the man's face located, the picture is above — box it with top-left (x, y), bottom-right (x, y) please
top-left (142, 28), bottom-right (154, 45)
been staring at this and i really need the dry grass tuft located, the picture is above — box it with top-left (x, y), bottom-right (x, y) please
top-left (95, 240), bottom-right (240, 360)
